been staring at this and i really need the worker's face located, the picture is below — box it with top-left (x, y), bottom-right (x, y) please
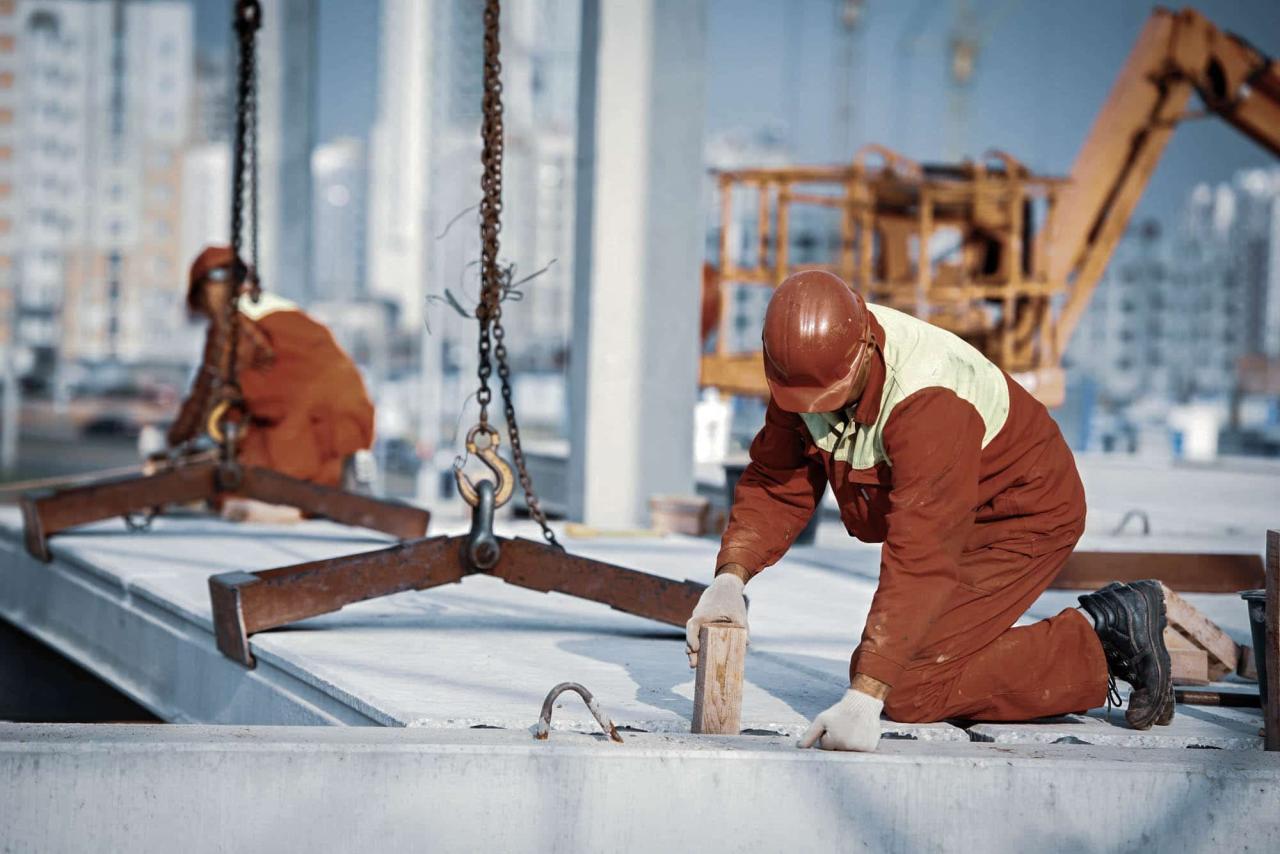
top-left (197, 276), bottom-right (233, 321)
top-left (837, 346), bottom-right (872, 409)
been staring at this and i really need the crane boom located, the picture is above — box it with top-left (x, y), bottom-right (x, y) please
top-left (1046, 7), bottom-right (1280, 354)
top-left (702, 7), bottom-right (1279, 408)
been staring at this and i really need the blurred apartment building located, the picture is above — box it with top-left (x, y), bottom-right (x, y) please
top-left (254, 0), bottom-right (314, 306)
top-left (1064, 167), bottom-right (1280, 453)
top-left (1, 0), bottom-right (316, 396)
top-left (13, 0), bottom-right (192, 383)
top-left (310, 135), bottom-right (393, 393)
top-left (179, 45), bottom-right (229, 272)
top-left (0, 0), bottom-right (18, 388)
top-left (312, 136), bottom-right (366, 304)
top-left (367, 0), bottom-right (578, 366)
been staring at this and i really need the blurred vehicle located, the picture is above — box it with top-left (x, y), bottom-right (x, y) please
top-left (377, 436), bottom-right (422, 476)
top-left (81, 413), bottom-right (142, 440)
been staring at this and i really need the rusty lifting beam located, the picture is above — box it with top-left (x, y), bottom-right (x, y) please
top-left (19, 454), bottom-right (430, 562)
top-left (208, 479), bottom-right (704, 667)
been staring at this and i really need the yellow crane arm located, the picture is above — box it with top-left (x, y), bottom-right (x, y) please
top-left (1045, 6), bottom-right (1280, 355)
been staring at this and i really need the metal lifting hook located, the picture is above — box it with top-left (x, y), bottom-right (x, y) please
top-left (205, 397), bottom-right (250, 447)
top-left (455, 423), bottom-right (514, 510)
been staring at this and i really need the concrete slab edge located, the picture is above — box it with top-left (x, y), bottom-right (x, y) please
top-left (3, 725), bottom-right (1278, 854)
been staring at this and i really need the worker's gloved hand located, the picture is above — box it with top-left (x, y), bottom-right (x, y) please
top-left (797, 689), bottom-right (884, 752)
top-left (685, 573), bottom-right (748, 668)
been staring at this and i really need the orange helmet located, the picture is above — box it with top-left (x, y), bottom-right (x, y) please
top-left (762, 270), bottom-right (873, 413)
top-left (186, 245), bottom-right (256, 313)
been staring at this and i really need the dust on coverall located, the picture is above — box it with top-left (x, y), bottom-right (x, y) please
top-left (168, 294), bottom-right (375, 488)
top-left (718, 303), bottom-right (1109, 723)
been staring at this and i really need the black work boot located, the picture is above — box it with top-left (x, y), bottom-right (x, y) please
top-left (1077, 580), bottom-right (1174, 731)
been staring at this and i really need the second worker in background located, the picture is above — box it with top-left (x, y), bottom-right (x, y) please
top-left (168, 246), bottom-right (377, 520)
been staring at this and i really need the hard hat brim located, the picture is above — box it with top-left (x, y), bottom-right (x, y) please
top-left (765, 363), bottom-right (858, 413)
top-left (764, 335), bottom-right (875, 414)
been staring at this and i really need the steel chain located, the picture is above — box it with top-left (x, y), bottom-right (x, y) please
top-left (476, 0), bottom-right (559, 549)
top-left (215, 0), bottom-right (261, 463)
top-left (247, 23), bottom-right (260, 301)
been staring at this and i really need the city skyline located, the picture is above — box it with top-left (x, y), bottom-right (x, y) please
top-left (1, 0), bottom-right (1278, 461)
top-left (198, 0), bottom-right (1280, 235)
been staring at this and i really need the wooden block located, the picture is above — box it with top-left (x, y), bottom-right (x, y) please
top-left (692, 624), bottom-right (747, 735)
top-left (1175, 687), bottom-right (1262, 708)
top-left (1160, 583), bottom-right (1239, 677)
top-left (1265, 531), bottom-right (1279, 751)
top-left (1164, 628), bottom-right (1210, 685)
top-left (1239, 644), bottom-right (1258, 681)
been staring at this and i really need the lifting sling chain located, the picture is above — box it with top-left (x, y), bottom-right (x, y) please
top-left (205, 0), bottom-right (263, 469)
top-left (455, 0), bottom-right (560, 551)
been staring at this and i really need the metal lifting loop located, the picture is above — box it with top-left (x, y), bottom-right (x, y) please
top-left (533, 682), bottom-right (624, 743)
top-left (464, 478), bottom-right (501, 570)
top-left (455, 423), bottom-right (514, 510)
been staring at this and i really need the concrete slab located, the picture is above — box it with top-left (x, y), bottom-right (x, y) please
top-left (0, 506), bottom-right (963, 739)
top-left (0, 456), bottom-right (1266, 743)
top-left (970, 702), bottom-right (1265, 750)
top-left (4, 723), bottom-right (1279, 854)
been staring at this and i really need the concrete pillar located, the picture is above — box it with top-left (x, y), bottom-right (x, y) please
top-left (568, 0), bottom-right (707, 527)
top-left (257, 0), bottom-right (317, 304)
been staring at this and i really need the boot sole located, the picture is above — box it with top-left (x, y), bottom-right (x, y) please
top-left (1126, 580), bottom-right (1173, 730)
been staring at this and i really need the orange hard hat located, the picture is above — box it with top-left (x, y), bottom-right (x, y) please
top-left (762, 270), bottom-right (873, 413)
top-left (186, 245), bottom-right (245, 313)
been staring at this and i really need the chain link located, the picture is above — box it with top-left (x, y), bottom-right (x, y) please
top-left (247, 23), bottom-right (260, 301)
top-left (476, 0), bottom-right (559, 549)
top-left (219, 0), bottom-right (261, 462)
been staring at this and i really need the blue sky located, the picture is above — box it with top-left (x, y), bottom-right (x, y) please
top-left (195, 0), bottom-right (1280, 226)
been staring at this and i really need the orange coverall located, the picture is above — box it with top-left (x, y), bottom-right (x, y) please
top-left (718, 311), bottom-right (1110, 723)
top-left (169, 298), bottom-right (374, 488)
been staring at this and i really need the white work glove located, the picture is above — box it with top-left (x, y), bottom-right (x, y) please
top-left (685, 573), bottom-right (748, 668)
top-left (797, 689), bottom-right (884, 752)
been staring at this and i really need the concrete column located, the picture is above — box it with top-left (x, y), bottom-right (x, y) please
top-left (257, 0), bottom-right (317, 304)
top-left (568, 0), bottom-right (707, 527)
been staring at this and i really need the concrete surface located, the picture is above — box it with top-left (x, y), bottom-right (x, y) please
top-left (970, 703), bottom-right (1265, 750)
top-left (0, 456), bottom-right (1268, 748)
top-left (0, 506), bottom-right (967, 737)
top-left (2, 723), bottom-right (1278, 854)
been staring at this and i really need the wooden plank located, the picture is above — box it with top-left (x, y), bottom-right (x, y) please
top-left (1239, 645), bottom-right (1258, 681)
top-left (1164, 628), bottom-right (1209, 686)
top-left (1266, 530), bottom-right (1279, 751)
top-left (692, 625), bottom-right (747, 735)
top-left (1052, 551), bottom-right (1264, 593)
top-left (1160, 583), bottom-right (1239, 679)
top-left (1175, 687), bottom-right (1262, 708)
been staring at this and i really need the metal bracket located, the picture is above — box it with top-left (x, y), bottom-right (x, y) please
top-left (533, 682), bottom-right (623, 743)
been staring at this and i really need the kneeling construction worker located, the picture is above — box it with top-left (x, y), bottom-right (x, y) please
top-left (168, 246), bottom-right (376, 517)
top-left (686, 270), bottom-right (1173, 751)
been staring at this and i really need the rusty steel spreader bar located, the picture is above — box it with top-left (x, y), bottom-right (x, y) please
top-left (20, 463), bottom-right (430, 562)
top-left (1052, 550), bottom-right (1265, 593)
top-left (208, 534), bottom-right (706, 667)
